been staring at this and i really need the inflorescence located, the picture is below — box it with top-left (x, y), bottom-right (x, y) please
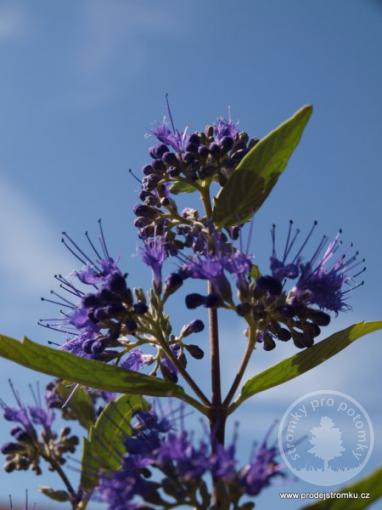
top-left (2, 102), bottom-right (367, 509)
top-left (97, 405), bottom-right (283, 510)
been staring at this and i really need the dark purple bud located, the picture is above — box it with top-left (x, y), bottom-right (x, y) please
top-left (182, 319), bottom-right (205, 336)
top-left (10, 426), bottom-right (23, 437)
top-left (143, 165), bottom-right (154, 176)
top-left (1, 442), bottom-right (24, 454)
top-left (263, 333), bottom-right (276, 351)
top-left (91, 340), bottom-right (106, 354)
top-left (186, 143), bottom-right (198, 153)
top-left (106, 303), bottom-right (125, 315)
top-left (236, 303), bottom-right (251, 316)
top-left (4, 461), bottom-right (16, 473)
top-left (256, 276), bottom-right (283, 296)
top-left (160, 197), bottom-right (170, 207)
top-left (248, 137), bottom-right (259, 149)
top-left (183, 152), bottom-right (195, 164)
top-left (277, 304), bottom-right (297, 318)
top-left (14, 430), bottom-right (31, 442)
top-left (276, 328), bottom-right (292, 341)
top-left (188, 133), bottom-right (200, 145)
top-left (231, 148), bottom-right (247, 164)
top-left (292, 331), bottom-right (314, 349)
top-left (164, 272), bottom-right (184, 298)
top-left (185, 344), bottom-right (204, 360)
top-left (83, 340), bottom-right (94, 354)
top-left (93, 308), bottom-right (108, 321)
top-left (209, 142), bottom-right (220, 157)
top-left (163, 152), bottom-right (179, 166)
top-left (205, 293), bottom-right (221, 308)
top-left (307, 309), bottom-right (331, 326)
top-left (152, 160), bottom-right (166, 173)
top-left (220, 136), bottom-right (234, 152)
top-left (239, 132), bottom-right (249, 144)
top-left (133, 205), bottom-right (159, 219)
top-left (134, 302), bottom-right (148, 315)
top-left (156, 144), bottom-right (169, 158)
top-left (109, 273), bottom-right (127, 293)
top-left (134, 217), bottom-right (151, 229)
top-left (167, 166), bottom-right (180, 178)
top-left (99, 288), bottom-right (120, 304)
top-left (82, 294), bottom-right (100, 308)
top-left (149, 144), bottom-right (168, 159)
top-left (185, 293), bottom-right (206, 309)
top-left (139, 225), bottom-right (155, 239)
top-left (126, 319), bottom-right (137, 332)
top-left (15, 430), bottom-right (31, 442)
top-left (198, 145), bottom-right (210, 158)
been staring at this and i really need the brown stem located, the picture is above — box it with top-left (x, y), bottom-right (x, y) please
top-left (223, 324), bottom-right (256, 407)
top-left (208, 283), bottom-right (227, 507)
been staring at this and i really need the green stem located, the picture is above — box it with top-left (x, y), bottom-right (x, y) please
top-left (42, 449), bottom-right (77, 508)
top-left (146, 314), bottom-right (211, 407)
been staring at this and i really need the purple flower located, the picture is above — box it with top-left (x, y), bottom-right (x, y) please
top-left (214, 116), bottom-right (240, 142)
top-left (240, 434), bottom-right (283, 496)
top-left (76, 258), bottom-right (120, 285)
top-left (28, 406), bottom-right (55, 430)
top-left (1, 381), bottom-right (55, 456)
top-left (40, 221), bottom-right (149, 360)
top-left (270, 222), bottom-right (365, 313)
top-left (140, 236), bottom-right (167, 293)
top-left (181, 244), bottom-right (252, 302)
top-left (211, 442), bottom-right (237, 481)
top-left (121, 349), bottom-right (145, 372)
top-left (150, 118), bottom-right (189, 153)
top-left (289, 233), bottom-right (365, 313)
top-left (98, 406), bottom-right (286, 509)
top-left (156, 431), bottom-right (210, 481)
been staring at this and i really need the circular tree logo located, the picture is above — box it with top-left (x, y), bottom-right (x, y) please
top-left (278, 390), bottom-right (374, 486)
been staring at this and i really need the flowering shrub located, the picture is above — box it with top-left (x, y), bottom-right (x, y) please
top-left (0, 101), bottom-right (381, 509)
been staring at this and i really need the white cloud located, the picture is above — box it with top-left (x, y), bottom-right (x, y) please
top-left (0, 4), bottom-right (25, 40)
top-left (79, 1), bottom-right (183, 73)
top-left (0, 176), bottom-right (72, 295)
top-left (69, 1), bottom-right (187, 107)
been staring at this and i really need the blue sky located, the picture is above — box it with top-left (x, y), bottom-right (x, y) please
top-left (0, 0), bottom-right (381, 507)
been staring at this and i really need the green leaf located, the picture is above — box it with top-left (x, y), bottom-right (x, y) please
top-left (170, 180), bottom-right (197, 194)
top-left (56, 380), bottom-right (95, 430)
top-left (301, 466), bottom-right (382, 509)
top-left (0, 335), bottom-right (185, 398)
top-left (81, 394), bottom-right (148, 490)
top-left (39, 486), bottom-right (70, 502)
top-left (233, 322), bottom-right (382, 410)
top-left (212, 105), bottom-right (313, 227)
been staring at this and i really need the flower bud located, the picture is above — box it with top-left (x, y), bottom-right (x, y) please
top-left (185, 293), bottom-right (206, 309)
top-left (185, 344), bottom-right (205, 359)
top-left (182, 320), bottom-right (205, 337)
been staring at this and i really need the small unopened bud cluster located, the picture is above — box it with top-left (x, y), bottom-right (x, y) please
top-left (134, 122), bottom-right (258, 252)
top-left (236, 275), bottom-right (331, 350)
top-left (80, 276), bottom-right (148, 356)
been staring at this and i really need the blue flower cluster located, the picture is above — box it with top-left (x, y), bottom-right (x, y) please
top-left (98, 407), bottom-right (283, 510)
top-left (0, 381), bottom-right (78, 476)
